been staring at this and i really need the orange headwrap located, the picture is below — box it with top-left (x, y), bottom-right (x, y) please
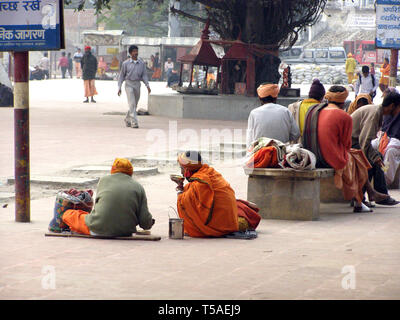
top-left (347, 53), bottom-right (353, 58)
top-left (324, 88), bottom-right (349, 104)
top-left (177, 152), bottom-right (203, 178)
top-left (111, 158), bottom-right (133, 176)
top-left (257, 83), bottom-right (280, 99)
top-left (347, 93), bottom-right (373, 115)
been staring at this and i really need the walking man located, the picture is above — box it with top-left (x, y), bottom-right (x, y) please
top-left (81, 46), bottom-right (98, 103)
top-left (354, 65), bottom-right (378, 100)
top-left (39, 52), bottom-right (50, 79)
top-left (58, 52), bottom-right (68, 79)
top-left (118, 45), bottom-right (151, 129)
top-left (73, 48), bottom-right (83, 79)
top-left (345, 53), bottom-right (357, 84)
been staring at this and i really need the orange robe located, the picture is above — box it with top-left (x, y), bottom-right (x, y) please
top-left (245, 146), bottom-right (278, 168)
top-left (177, 164), bottom-right (239, 237)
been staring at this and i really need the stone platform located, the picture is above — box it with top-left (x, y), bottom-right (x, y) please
top-left (148, 93), bottom-right (305, 121)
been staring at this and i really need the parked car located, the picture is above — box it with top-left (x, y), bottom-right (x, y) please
top-left (279, 46), bottom-right (304, 64)
top-left (281, 47), bottom-right (347, 65)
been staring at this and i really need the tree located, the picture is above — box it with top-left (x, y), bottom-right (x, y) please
top-left (96, 0), bottom-right (169, 36)
top-left (70, 0), bottom-right (329, 90)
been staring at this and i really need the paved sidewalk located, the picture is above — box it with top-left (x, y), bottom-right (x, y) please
top-left (0, 79), bottom-right (399, 300)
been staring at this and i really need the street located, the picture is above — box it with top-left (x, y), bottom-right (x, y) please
top-left (0, 78), bottom-right (399, 300)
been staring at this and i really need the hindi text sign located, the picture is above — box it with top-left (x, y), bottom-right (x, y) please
top-left (0, 0), bottom-right (64, 51)
top-left (376, 0), bottom-right (400, 49)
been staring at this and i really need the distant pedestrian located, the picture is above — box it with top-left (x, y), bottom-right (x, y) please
top-left (39, 52), bottom-right (50, 79)
top-left (370, 62), bottom-right (375, 75)
top-left (67, 52), bottom-right (73, 78)
top-left (164, 57), bottom-right (174, 85)
top-left (345, 53), bottom-right (357, 84)
top-left (118, 45), bottom-right (151, 129)
top-left (81, 46), bottom-right (98, 103)
top-left (73, 48), bottom-right (83, 79)
top-left (379, 58), bottom-right (390, 94)
top-left (58, 52), bottom-right (68, 79)
top-left (151, 52), bottom-right (161, 80)
top-left (354, 65), bottom-right (378, 100)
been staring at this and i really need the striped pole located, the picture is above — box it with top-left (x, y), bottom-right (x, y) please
top-left (389, 49), bottom-right (398, 88)
top-left (13, 51), bottom-right (30, 222)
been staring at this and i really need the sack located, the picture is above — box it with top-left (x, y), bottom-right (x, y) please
top-left (48, 189), bottom-right (94, 233)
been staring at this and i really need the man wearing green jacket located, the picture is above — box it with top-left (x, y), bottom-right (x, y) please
top-left (62, 158), bottom-right (155, 236)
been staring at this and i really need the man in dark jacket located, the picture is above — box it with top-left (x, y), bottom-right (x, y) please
top-left (81, 46), bottom-right (98, 103)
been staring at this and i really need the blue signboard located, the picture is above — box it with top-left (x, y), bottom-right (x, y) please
top-left (376, 0), bottom-right (400, 49)
top-left (0, 0), bottom-right (64, 51)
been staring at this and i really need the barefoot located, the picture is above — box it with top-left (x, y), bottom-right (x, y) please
top-left (369, 191), bottom-right (390, 203)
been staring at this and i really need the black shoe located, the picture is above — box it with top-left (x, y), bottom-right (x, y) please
top-left (375, 197), bottom-right (400, 206)
top-left (91, 98), bottom-right (96, 103)
top-left (132, 123), bottom-right (139, 128)
top-left (83, 98), bottom-right (89, 103)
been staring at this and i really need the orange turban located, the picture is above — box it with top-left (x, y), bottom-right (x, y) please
top-left (325, 88), bottom-right (349, 104)
top-left (177, 152), bottom-right (203, 178)
top-left (347, 53), bottom-right (353, 58)
top-left (257, 83), bottom-right (280, 99)
top-left (111, 158), bottom-right (133, 176)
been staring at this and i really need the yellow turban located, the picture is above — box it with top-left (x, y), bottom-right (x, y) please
top-left (257, 83), bottom-right (280, 99)
top-left (111, 158), bottom-right (133, 176)
top-left (324, 88), bottom-right (349, 104)
top-left (177, 152), bottom-right (203, 178)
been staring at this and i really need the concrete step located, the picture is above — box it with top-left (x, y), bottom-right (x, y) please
top-left (71, 166), bottom-right (159, 176)
top-left (219, 142), bottom-right (247, 150)
top-left (0, 192), bottom-right (14, 201)
top-left (7, 176), bottom-right (99, 187)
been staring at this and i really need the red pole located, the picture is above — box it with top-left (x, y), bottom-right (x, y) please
top-left (13, 51), bottom-right (30, 222)
top-left (389, 49), bottom-right (398, 88)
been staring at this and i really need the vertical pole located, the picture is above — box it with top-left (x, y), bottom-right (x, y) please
top-left (389, 49), bottom-right (398, 88)
top-left (13, 51), bottom-right (30, 222)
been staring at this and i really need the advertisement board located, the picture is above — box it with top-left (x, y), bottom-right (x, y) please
top-left (376, 0), bottom-right (400, 49)
top-left (0, 0), bottom-right (64, 51)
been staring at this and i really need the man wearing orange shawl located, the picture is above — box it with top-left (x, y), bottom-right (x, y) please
top-left (312, 86), bottom-right (390, 212)
top-left (62, 158), bottom-right (154, 236)
top-left (175, 151), bottom-right (260, 237)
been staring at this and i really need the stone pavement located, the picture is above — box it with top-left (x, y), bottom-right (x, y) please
top-left (0, 79), bottom-right (400, 300)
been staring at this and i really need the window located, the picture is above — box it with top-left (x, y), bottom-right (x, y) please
top-left (316, 50), bottom-right (328, 58)
top-left (330, 51), bottom-right (345, 59)
top-left (290, 48), bottom-right (302, 57)
top-left (304, 50), bottom-right (314, 58)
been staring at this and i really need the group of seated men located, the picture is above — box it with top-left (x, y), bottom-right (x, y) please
top-left (247, 81), bottom-right (400, 212)
top-left (51, 79), bottom-right (400, 238)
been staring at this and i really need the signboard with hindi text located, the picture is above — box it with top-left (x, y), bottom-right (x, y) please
top-left (0, 0), bottom-right (64, 51)
top-left (376, 0), bottom-right (400, 49)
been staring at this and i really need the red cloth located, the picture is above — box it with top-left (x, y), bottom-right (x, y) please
top-left (317, 108), bottom-right (353, 170)
top-left (236, 199), bottom-right (261, 230)
top-left (246, 146), bottom-right (278, 168)
top-left (378, 132), bottom-right (390, 156)
top-left (58, 56), bottom-right (69, 67)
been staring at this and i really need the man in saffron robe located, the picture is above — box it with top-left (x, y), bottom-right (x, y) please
top-left (175, 151), bottom-right (260, 238)
top-left (303, 86), bottom-right (390, 212)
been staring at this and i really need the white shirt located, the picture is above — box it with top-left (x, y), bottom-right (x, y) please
top-left (354, 73), bottom-right (378, 96)
top-left (39, 57), bottom-right (49, 70)
top-left (246, 103), bottom-right (300, 147)
top-left (164, 61), bottom-right (174, 72)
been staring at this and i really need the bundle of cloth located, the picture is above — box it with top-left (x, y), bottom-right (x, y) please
top-left (245, 137), bottom-right (316, 170)
top-left (48, 189), bottom-right (94, 233)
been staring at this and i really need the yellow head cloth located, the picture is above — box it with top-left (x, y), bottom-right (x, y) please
top-left (324, 88), bottom-right (349, 104)
top-left (111, 158), bottom-right (134, 176)
top-left (347, 93), bottom-right (373, 115)
top-left (177, 152), bottom-right (203, 177)
top-left (257, 83), bottom-right (280, 99)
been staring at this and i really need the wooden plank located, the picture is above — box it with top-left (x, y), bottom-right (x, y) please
top-left (45, 232), bottom-right (161, 241)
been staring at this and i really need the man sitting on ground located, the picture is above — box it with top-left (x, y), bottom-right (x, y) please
top-left (62, 158), bottom-right (155, 236)
top-left (302, 85), bottom-right (391, 212)
top-left (174, 151), bottom-right (260, 238)
top-left (246, 83), bottom-right (300, 148)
